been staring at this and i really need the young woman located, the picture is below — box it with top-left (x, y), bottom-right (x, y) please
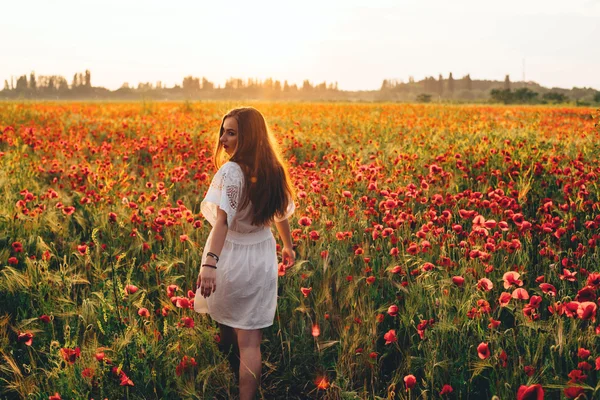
top-left (194, 107), bottom-right (295, 400)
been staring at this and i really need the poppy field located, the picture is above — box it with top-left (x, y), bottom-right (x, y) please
top-left (1, 101), bottom-right (599, 399)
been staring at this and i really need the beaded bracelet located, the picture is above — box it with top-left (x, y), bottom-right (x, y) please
top-left (202, 264), bottom-right (217, 269)
top-left (207, 252), bottom-right (220, 263)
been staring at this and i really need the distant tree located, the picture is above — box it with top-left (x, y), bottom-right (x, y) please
top-left (264, 78), bottom-right (273, 90)
top-left (380, 79), bottom-right (390, 90)
top-left (56, 76), bottom-right (69, 93)
top-left (183, 76), bottom-right (200, 92)
top-left (283, 80), bottom-right (290, 92)
top-left (72, 73), bottom-right (79, 89)
top-left (438, 74), bottom-right (444, 95)
top-left (138, 82), bottom-right (153, 91)
top-left (513, 87), bottom-right (538, 103)
top-left (593, 91), bottom-right (600, 103)
top-left (424, 76), bottom-right (436, 92)
top-left (408, 76), bottom-right (415, 84)
top-left (274, 80), bottom-right (281, 92)
top-left (448, 73), bottom-right (454, 94)
top-left (542, 92), bottom-right (568, 103)
top-left (302, 80), bottom-right (313, 91)
top-left (156, 81), bottom-right (162, 89)
top-left (3, 80), bottom-right (9, 91)
top-left (315, 81), bottom-right (327, 91)
top-left (416, 93), bottom-right (432, 103)
top-left (490, 88), bottom-right (513, 104)
top-left (504, 75), bottom-right (511, 90)
top-left (29, 71), bottom-right (36, 91)
top-left (16, 75), bottom-right (28, 92)
top-left (120, 82), bottom-right (130, 89)
top-left (464, 74), bottom-right (472, 91)
top-left (84, 70), bottom-right (91, 88)
top-left (201, 77), bottom-right (213, 90)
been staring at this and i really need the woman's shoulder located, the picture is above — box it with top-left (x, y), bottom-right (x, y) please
top-left (218, 161), bottom-right (244, 181)
top-left (220, 161), bottom-right (243, 173)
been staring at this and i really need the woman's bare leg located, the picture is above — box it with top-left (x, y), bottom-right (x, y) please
top-left (218, 323), bottom-right (240, 381)
top-left (235, 328), bottom-right (262, 400)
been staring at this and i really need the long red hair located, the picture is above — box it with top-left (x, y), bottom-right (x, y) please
top-left (213, 107), bottom-right (294, 226)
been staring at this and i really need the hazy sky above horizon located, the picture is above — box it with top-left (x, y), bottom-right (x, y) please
top-left (2, 0), bottom-right (599, 91)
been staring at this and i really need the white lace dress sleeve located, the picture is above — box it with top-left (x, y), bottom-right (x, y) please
top-left (201, 162), bottom-right (244, 228)
top-left (274, 195), bottom-right (295, 223)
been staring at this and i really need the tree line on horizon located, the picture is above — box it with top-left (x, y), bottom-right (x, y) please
top-left (2, 70), bottom-right (599, 104)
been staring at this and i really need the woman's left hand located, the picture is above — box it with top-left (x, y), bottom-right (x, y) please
top-left (197, 264), bottom-right (217, 298)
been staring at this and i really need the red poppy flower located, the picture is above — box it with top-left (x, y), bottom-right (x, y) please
top-left (175, 355), bottom-right (197, 376)
top-left (383, 329), bottom-right (397, 345)
top-left (311, 324), bottom-right (320, 337)
top-left (477, 278), bottom-right (493, 291)
top-left (77, 244), bottom-right (87, 255)
top-left (539, 283), bottom-right (556, 296)
top-left (300, 287), bottom-right (312, 297)
top-left (179, 317), bottom-right (194, 328)
top-left (82, 367), bottom-right (94, 379)
top-left (404, 374), bottom-right (416, 390)
top-left (315, 376), bottom-right (330, 390)
top-left (166, 284), bottom-right (179, 298)
top-left (488, 318), bottom-right (500, 329)
top-left (17, 332), bottom-right (33, 346)
top-left (564, 386), bottom-right (584, 399)
top-left (516, 384), bottom-right (544, 400)
top-left (12, 241), bottom-right (23, 253)
top-left (387, 305), bottom-right (399, 317)
top-left (452, 276), bottom-right (465, 286)
top-left (498, 292), bottom-right (512, 307)
top-left (512, 288), bottom-right (529, 300)
top-left (577, 302), bottom-right (597, 321)
top-left (298, 216), bottom-right (312, 226)
top-left (477, 342), bottom-right (490, 359)
top-left (440, 384), bottom-right (453, 395)
top-left (49, 393), bottom-right (62, 400)
top-left (124, 284), bottom-right (139, 295)
top-left (119, 372), bottom-right (134, 386)
top-left (60, 347), bottom-right (81, 364)
top-left (578, 348), bottom-right (590, 359)
top-left (137, 308), bottom-right (150, 317)
top-left (503, 271), bottom-right (523, 289)
top-left (575, 286), bottom-right (596, 302)
top-left (567, 369), bottom-right (587, 384)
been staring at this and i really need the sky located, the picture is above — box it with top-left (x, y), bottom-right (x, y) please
top-left (1, 0), bottom-right (599, 91)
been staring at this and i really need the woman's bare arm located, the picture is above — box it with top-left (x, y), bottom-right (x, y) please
top-left (274, 218), bottom-right (293, 249)
top-left (206, 208), bottom-right (229, 261)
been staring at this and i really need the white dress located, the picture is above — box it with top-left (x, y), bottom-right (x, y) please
top-left (194, 161), bottom-right (295, 330)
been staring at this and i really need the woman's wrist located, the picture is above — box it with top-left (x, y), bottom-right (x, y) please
top-left (203, 257), bottom-right (217, 266)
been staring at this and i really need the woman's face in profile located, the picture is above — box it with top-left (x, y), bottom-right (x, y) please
top-left (220, 117), bottom-right (238, 156)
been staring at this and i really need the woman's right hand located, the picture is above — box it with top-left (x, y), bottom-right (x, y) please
top-left (281, 246), bottom-right (296, 267)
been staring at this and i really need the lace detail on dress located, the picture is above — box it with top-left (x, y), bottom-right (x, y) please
top-left (226, 185), bottom-right (239, 210)
top-left (201, 162), bottom-right (244, 228)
